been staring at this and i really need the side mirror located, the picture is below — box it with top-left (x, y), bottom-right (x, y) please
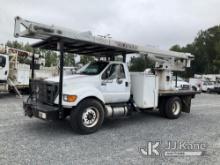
top-left (116, 77), bottom-right (123, 84)
top-left (106, 70), bottom-right (111, 77)
top-left (102, 70), bottom-right (111, 80)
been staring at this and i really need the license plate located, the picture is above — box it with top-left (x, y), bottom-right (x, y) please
top-left (39, 112), bottom-right (47, 119)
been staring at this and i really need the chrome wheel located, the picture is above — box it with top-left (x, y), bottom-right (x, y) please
top-left (82, 107), bottom-right (100, 128)
top-left (172, 101), bottom-right (181, 115)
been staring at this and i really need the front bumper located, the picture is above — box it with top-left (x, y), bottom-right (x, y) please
top-left (23, 98), bottom-right (60, 120)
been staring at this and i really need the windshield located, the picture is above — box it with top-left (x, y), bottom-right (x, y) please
top-left (77, 61), bottom-right (109, 75)
top-left (172, 76), bottom-right (184, 81)
top-left (208, 82), bottom-right (214, 85)
top-left (203, 81), bottom-right (214, 85)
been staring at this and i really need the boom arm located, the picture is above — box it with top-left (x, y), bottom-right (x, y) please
top-left (14, 16), bottom-right (194, 71)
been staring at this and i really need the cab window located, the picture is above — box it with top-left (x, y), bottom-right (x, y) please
top-left (0, 56), bottom-right (6, 67)
top-left (102, 64), bottom-right (125, 80)
top-left (77, 61), bottom-right (109, 75)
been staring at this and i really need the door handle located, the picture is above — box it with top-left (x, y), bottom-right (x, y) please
top-left (5, 71), bottom-right (7, 75)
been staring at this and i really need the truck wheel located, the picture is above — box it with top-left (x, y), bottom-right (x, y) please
top-left (70, 99), bottom-right (104, 134)
top-left (165, 97), bottom-right (182, 119)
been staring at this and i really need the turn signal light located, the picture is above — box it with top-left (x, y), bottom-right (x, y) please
top-left (63, 95), bottom-right (77, 102)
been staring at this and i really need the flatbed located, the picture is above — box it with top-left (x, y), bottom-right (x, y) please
top-left (159, 90), bottom-right (199, 97)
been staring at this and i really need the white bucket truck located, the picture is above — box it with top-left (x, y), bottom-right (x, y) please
top-left (0, 46), bottom-right (31, 95)
top-left (0, 45), bottom-right (58, 96)
top-left (15, 17), bottom-right (197, 134)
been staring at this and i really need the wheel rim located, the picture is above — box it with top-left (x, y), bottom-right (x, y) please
top-left (82, 107), bottom-right (100, 128)
top-left (172, 101), bottom-right (181, 115)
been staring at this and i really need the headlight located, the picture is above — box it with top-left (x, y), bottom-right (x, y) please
top-left (63, 95), bottom-right (77, 102)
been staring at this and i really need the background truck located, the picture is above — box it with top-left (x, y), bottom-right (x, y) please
top-left (0, 45), bottom-right (58, 96)
top-left (15, 16), bottom-right (197, 134)
top-left (172, 76), bottom-right (190, 90)
top-left (0, 46), bottom-right (31, 96)
top-left (202, 74), bottom-right (220, 94)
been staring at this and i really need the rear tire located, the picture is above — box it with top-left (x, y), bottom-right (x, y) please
top-left (70, 99), bottom-right (104, 134)
top-left (164, 97), bottom-right (182, 119)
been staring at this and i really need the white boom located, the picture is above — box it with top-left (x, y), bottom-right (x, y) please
top-left (14, 16), bottom-right (193, 71)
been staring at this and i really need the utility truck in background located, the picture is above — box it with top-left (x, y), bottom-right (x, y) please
top-left (15, 16), bottom-right (198, 134)
top-left (172, 76), bottom-right (190, 90)
top-left (189, 74), bottom-right (220, 93)
top-left (0, 46), bottom-right (31, 96)
top-left (0, 45), bottom-right (58, 96)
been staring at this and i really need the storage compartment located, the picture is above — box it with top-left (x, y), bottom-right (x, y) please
top-left (130, 72), bottom-right (159, 109)
top-left (9, 64), bottom-right (30, 86)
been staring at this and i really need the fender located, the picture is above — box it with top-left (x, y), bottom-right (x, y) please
top-left (54, 83), bottom-right (105, 107)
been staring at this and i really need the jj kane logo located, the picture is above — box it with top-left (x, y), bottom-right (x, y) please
top-left (139, 141), bottom-right (207, 157)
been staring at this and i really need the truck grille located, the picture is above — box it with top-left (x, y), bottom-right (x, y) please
top-left (31, 80), bottom-right (59, 105)
top-left (181, 85), bottom-right (190, 90)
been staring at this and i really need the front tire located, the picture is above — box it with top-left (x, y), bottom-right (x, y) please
top-left (70, 99), bottom-right (104, 134)
top-left (164, 97), bottom-right (182, 119)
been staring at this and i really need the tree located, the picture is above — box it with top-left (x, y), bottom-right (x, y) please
top-left (5, 40), bottom-right (59, 67)
top-left (170, 45), bottom-right (183, 52)
top-left (80, 55), bottom-right (95, 64)
top-left (64, 53), bottom-right (75, 66)
top-left (170, 25), bottom-right (220, 76)
top-left (213, 40), bottom-right (220, 72)
top-left (44, 50), bottom-right (58, 67)
top-left (6, 40), bottom-right (23, 49)
top-left (129, 56), bottom-right (154, 72)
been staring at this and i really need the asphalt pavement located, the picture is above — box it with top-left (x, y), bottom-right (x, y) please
top-left (0, 93), bottom-right (220, 165)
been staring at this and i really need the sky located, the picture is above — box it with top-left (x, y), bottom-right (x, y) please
top-left (0, 0), bottom-right (220, 50)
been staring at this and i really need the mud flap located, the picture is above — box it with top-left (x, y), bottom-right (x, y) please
top-left (181, 96), bottom-right (192, 113)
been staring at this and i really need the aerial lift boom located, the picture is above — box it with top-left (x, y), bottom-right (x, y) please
top-left (14, 16), bottom-right (194, 94)
top-left (14, 16), bottom-right (193, 72)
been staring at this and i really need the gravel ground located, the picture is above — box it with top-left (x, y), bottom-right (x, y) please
top-left (0, 93), bottom-right (220, 165)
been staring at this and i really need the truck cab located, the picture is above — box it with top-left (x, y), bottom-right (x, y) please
top-left (33, 61), bottom-right (131, 107)
top-left (201, 81), bottom-right (215, 92)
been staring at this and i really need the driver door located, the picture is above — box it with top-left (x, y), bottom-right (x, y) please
top-left (100, 64), bottom-right (130, 103)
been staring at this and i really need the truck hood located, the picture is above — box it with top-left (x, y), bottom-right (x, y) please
top-left (45, 74), bottom-right (99, 86)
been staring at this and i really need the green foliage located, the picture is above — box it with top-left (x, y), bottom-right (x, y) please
top-left (80, 55), bottom-right (95, 64)
top-left (5, 40), bottom-right (59, 67)
top-left (64, 53), bottom-right (75, 66)
top-left (6, 40), bottom-right (24, 49)
top-left (170, 25), bottom-right (220, 76)
top-left (43, 50), bottom-right (57, 67)
top-left (170, 45), bottom-right (183, 52)
top-left (129, 56), bottom-right (154, 72)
